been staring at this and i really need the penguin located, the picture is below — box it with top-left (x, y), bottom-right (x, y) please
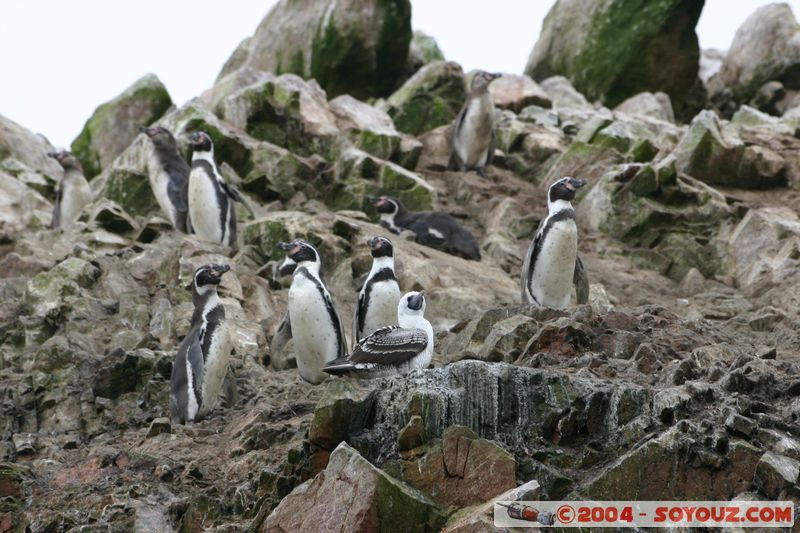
top-left (48, 151), bottom-right (92, 230)
top-left (278, 240), bottom-right (347, 384)
top-left (448, 71), bottom-right (501, 177)
top-left (140, 126), bottom-right (191, 232)
top-left (170, 263), bottom-right (233, 424)
top-left (353, 236), bottom-right (401, 343)
top-left (367, 195), bottom-right (481, 261)
top-left (188, 131), bottom-right (247, 247)
top-left (324, 291), bottom-right (433, 378)
top-left (521, 177), bottom-right (589, 310)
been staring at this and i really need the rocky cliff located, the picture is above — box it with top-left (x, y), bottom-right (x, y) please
top-left (2, 1), bottom-right (800, 532)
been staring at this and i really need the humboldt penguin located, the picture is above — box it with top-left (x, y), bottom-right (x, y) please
top-left (367, 195), bottom-right (481, 261)
top-left (353, 236), bottom-right (401, 343)
top-left (48, 151), bottom-right (92, 230)
top-left (188, 131), bottom-right (246, 247)
top-left (170, 263), bottom-right (232, 424)
top-left (521, 177), bottom-right (589, 309)
top-left (278, 240), bottom-right (347, 384)
top-left (324, 291), bottom-right (433, 378)
top-left (448, 71), bottom-right (501, 177)
top-left (140, 126), bottom-right (191, 232)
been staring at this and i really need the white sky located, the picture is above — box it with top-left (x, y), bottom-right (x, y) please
top-left (1, 0), bottom-right (798, 147)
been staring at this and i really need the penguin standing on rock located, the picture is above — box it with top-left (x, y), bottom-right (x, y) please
top-left (170, 263), bottom-right (232, 424)
top-left (278, 240), bottom-right (347, 384)
top-left (367, 195), bottom-right (481, 261)
top-left (353, 236), bottom-right (401, 343)
top-left (324, 291), bottom-right (433, 379)
top-left (449, 71), bottom-right (501, 177)
top-left (140, 126), bottom-right (191, 232)
top-left (188, 131), bottom-right (246, 247)
top-left (521, 177), bottom-right (590, 309)
top-left (48, 151), bottom-right (92, 230)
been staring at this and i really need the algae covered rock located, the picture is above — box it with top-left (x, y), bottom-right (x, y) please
top-left (382, 61), bottom-right (466, 135)
top-left (261, 442), bottom-right (445, 533)
top-left (23, 257), bottom-right (101, 322)
top-left (525, 0), bottom-right (703, 118)
top-left (0, 114), bottom-right (61, 185)
top-left (71, 74), bottom-right (172, 178)
top-left (404, 30), bottom-right (445, 79)
top-left (217, 0), bottom-right (412, 100)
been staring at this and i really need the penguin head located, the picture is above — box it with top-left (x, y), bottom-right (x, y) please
top-left (193, 263), bottom-right (230, 294)
top-left (471, 71), bottom-right (502, 90)
top-left (48, 151), bottom-right (83, 173)
top-left (189, 131), bottom-right (214, 153)
top-left (548, 177), bottom-right (586, 203)
top-left (367, 195), bottom-right (401, 215)
top-left (367, 236), bottom-right (393, 258)
top-left (277, 240), bottom-right (319, 265)
top-left (140, 126), bottom-right (177, 149)
top-left (399, 291), bottom-right (426, 316)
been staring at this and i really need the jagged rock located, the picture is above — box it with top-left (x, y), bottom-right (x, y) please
top-left (614, 92), bottom-right (675, 123)
top-left (404, 30), bottom-right (445, 80)
top-left (754, 451), bottom-right (800, 498)
top-left (488, 74), bottom-right (551, 113)
top-left (0, 171), bottom-right (52, 235)
top-left (699, 48), bottom-right (725, 83)
top-left (398, 425), bottom-right (516, 509)
top-left (85, 200), bottom-right (138, 234)
top-left (525, 0), bottom-right (703, 117)
top-left (71, 74), bottom-right (172, 178)
top-left (261, 442), bottom-right (444, 532)
top-left (731, 104), bottom-right (794, 135)
top-left (309, 379), bottom-right (371, 455)
top-left (381, 61), bottom-right (466, 136)
top-left (725, 412), bottom-right (757, 437)
top-left (217, 0), bottom-right (412, 100)
top-left (539, 76), bottom-right (592, 110)
top-left (493, 110), bottom-right (568, 182)
top-left (398, 415), bottom-right (427, 453)
top-left (219, 73), bottom-right (340, 159)
top-left (709, 4), bottom-right (800, 113)
top-left (0, 114), bottom-right (61, 185)
top-left (23, 257), bottom-right (101, 322)
top-left (727, 206), bottom-right (800, 290)
top-left (589, 113), bottom-right (682, 161)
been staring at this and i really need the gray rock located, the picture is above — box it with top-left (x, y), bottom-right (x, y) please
top-left (488, 74), bottom-right (551, 113)
top-left (614, 92), bottom-right (675, 123)
top-left (539, 76), bottom-right (592, 109)
top-left (71, 74), bottom-right (172, 178)
top-left (217, 0), bottom-right (412, 100)
top-left (0, 114), bottom-right (61, 185)
top-left (404, 30), bottom-right (445, 80)
top-left (525, 0), bottom-right (703, 118)
top-left (754, 451), bottom-right (800, 498)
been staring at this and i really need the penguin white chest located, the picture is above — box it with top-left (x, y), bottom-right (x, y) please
top-left (456, 97), bottom-right (494, 168)
top-left (189, 170), bottom-right (224, 243)
top-left (531, 220), bottom-right (578, 310)
top-left (147, 152), bottom-right (178, 226)
top-left (288, 275), bottom-right (340, 384)
top-left (59, 179), bottom-right (92, 229)
top-left (197, 320), bottom-right (231, 417)
top-left (362, 281), bottom-right (401, 338)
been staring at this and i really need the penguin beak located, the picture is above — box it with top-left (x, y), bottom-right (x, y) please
top-left (407, 291), bottom-right (425, 311)
top-left (47, 152), bottom-right (58, 159)
top-left (566, 178), bottom-right (587, 191)
top-left (277, 241), bottom-right (294, 252)
top-left (365, 195), bottom-right (378, 205)
top-left (367, 236), bottom-right (379, 249)
top-left (210, 264), bottom-right (230, 280)
top-left (140, 126), bottom-right (154, 137)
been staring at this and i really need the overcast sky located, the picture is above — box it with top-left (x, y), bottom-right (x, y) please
top-left (2, 0), bottom-right (798, 147)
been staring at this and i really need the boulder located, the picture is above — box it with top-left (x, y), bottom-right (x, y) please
top-left (23, 257), bottom-right (101, 322)
top-left (699, 48), bottom-right (725, 83)
top-left (381, 61), bottom-right (466, 136)
top-left (672, 110), bottom-right (787, 189)
top-left (488, 74), bottom-right (551, 113)
top-left (443, 480), bottom-right (540, 533)
top-left (754, 451), bottom-right (800, 498)
top-left (0, 114), bottom-right (61, 187)
top-left (217, 0), bottom-right (412, 100)
top-left (404, 30), bottom-right (445, 80)
top-left (614, 92), bottom-right (675, 123)
top-left (525, 0), bottom-right (704, 118)
top-left (539, 76), bottom-right (593, 110)
top-left (730, 105), bottom-right (794, 135)
top-left (0, 171), bottom-right (52, 235)
top-left (260, 442), bottom-right (445, 532)
top-left (71, 74), bottom-right (172, 178)
top-left (708, 3), bottom-right (800, 113)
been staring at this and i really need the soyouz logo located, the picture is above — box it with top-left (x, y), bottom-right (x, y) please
top-left (493, 501), bottom-right (795, 528)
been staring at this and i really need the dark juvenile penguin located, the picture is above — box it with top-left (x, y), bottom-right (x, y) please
top-left (48, 151), bottom-right (92, 230)
top-left (188, 131), bottom-right (244, 247)
top-left (448, 71), bottom-right (501, 177)
top-left (367, 195), bottom-right (481, 261)
top-left (170, 263), bottom-right (232, 424)
top-left (353, 236), bottom-right (401, 343)
top-left (278, 240), bottom-right (347, 384)
top-left (324, 291), bottom-right (433, 378)
top-left (140, 126), bottom-right (190, 232)
top-left (521, 177), bottom-right (589, 309)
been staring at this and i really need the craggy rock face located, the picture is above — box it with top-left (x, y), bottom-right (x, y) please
top-left (5, 3), bottom-right (800, 531)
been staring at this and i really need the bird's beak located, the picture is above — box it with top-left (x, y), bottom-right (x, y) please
top-left (210, 264), bottom-right (230, 280)
top-left (567, 178), bottom-right (587, 191)
top-left (408, 291), bottom-right (425, 311)
top-left (277, 241), bottom-right (294, 252)
top-left (367, 236), bottom-right (379, 248)
top-left (365, 195), bottom-right (378, 205)
top-left (140, 126), bottom-right (153, 136)
top-left (47, 152), bottom-right (57, 159)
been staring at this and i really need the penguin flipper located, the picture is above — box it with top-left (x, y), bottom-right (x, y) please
top-left (221, 181), bottom-right (257, 218)
top-left (521, 218), bottom-right (546, 303)
top-left (52, 186), bottom-right (62, 229)
top-left (573, 255), bottom-right (589, 305)
top-left (448, 107), bottom-right (468, 171)
top-left (486, 129), bottom-right (496, 167)
top-left (352, 290), bottom-right (365, 350)
top-left (186, 328), bottom-right (206, 413)
top-left (269, 312), bottom-right (293, 370)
